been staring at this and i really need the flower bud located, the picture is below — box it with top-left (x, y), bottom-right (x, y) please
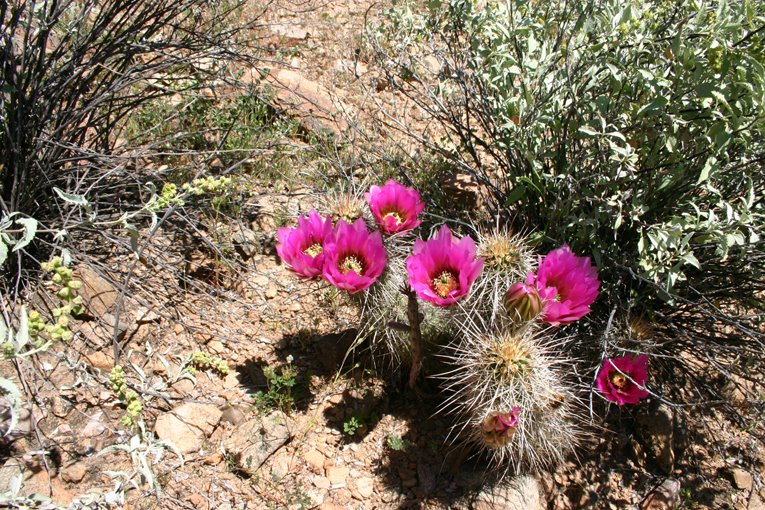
top-left (503, 283), bottom-right (543, 323)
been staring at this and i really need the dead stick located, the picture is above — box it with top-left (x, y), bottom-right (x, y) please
top-left (405, 287), bottom-right (423, 389)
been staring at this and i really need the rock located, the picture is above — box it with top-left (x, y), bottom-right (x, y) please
top-left (327, 465), bottom-right (349, 486)
top-left (20, 468), bottom-right (74, 506)
top-left (636, 404), bottom-right (675, 474)
top-left (174, 324), bottom-right (185, 335)
top-left (189, 494), bottom-right (208, 509)
top-left (154, 403), bottom-right (222, 455)
top-left (220, 407), bottom-right (246, 426)
top-left (84, 351), bottom-right (114, 372)
top-left (223, 413), bottom-right (290, 474)
top-left (80, 411), bottom-right (106, 437)
top-left (732, 468), bottom-right (753, 490)
top-left (268, 69), bottom-right (349, 136)
top-left (313, 475), bottom-right (331, 490)
top-left (472, 475), bottom-right (543, 510)
top-left (61, 462), bottom-right (87, 483)
top-left (640, 478), bottom-right (681, 510)
top-left (102, 313), bottom-right (130, 340)
top-left (269, 24), bottom-right (311, 44)
top-left (0, 460), bottom-right (24, 493)
top-left (76, 265), bottom-right (118, 316)
top-left (417, 461), bottom-right (436, 496)
top-left (352, 477), bottom-right (374, 499)
top-left (134, 306), bottom-right (161, 323)
top-left (422, 55), bottom-right (442, 75)
top-left (265, 283), bottom-right (278, 299)
top-left (171, 379), bottom-right (195, 397)
top-left (252, 275), bottom-right (269, 287)
top-left (304, 448), bottom-right (326, 474)
top-left (233, 226), bottom-right (260, 259)
top-left (208, 340), bottom-right (225, 355)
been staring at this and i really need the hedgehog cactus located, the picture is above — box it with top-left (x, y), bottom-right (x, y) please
top-left (276, 180), bottom-right (622, 479)
top-left (452, 227), bottom-right (535, 329)
top-left (439, 322), bottom-right (582, 474)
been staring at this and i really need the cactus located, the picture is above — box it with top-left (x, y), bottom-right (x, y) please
top-left (452, 225), bottom-right (535, 330)
top-left (438, 319), bottom-right (582, 475)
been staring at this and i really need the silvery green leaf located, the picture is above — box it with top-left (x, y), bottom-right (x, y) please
top-left (0, 240), bottom-right (7, 268)
top-left (8, 472), bottom-right (22, 498)
top-left (16, 307), bottom-right (29, 351)
top-left (0, 377), bottom-right (22, 437)
top-left (53, 187), bottom-right (89, 206)
top-left (12, 217), bottom-right (37, 252)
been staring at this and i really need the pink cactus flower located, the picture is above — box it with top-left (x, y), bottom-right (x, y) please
top-left (503, 282), bottom-right (544, 322)
top-left (322, 218), bottom-right (387, 293)
top-left (406, 225), bottom-right (484, 306)
top-left (596, 355), bottom-right (650, 405)
top-left (481, 407), bottom-right (522, 448)
top-left (365, 179), bottom-right (425, 234)
top-left (276, 210), bottom-right (334, 279)
top-left (527, 245), bottom-right (600, 326)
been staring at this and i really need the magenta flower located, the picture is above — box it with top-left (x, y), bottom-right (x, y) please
top-left (276, 210), bottom-right (333, 279)
top-left (322, 218), bottom-right (387, 293)
top-left (596, 355), bottom-right (650, 405)
top-left (406, 225), bottom-right (484, 306)
top-left (503, 282), bottom-right (544, 322)
top-left (365, 179), bottom-right (425, 234)
top-left (527, 245), bottom-right (600, 326)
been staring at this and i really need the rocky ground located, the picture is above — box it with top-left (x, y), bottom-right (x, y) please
top-left (1, 0), bottom-right (764, 509)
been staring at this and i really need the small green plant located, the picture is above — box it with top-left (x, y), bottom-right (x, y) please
top-left (342, 415), bottom-right (363, 437)
top-left (679, 488), bottom-right (699, 509)
top-left (148, 183), bottom-right (185, 212)
top-left (110, 365), bottom-right (143, 428)
top-left (253, 356), bottom-right (297, 413)
top-left (386, 434), bottom-right (412, 451)
top-left (187, 350), bottom-right (229, 377)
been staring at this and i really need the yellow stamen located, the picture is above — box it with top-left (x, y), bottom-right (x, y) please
top-left (340, 255), bottom-right (364, 275)
top-left (432, 271), bottom-right (458, 298)
top-left (303, 243), bottom-right (323, 258)
top-left (611, 372), bottom-right (628, 389)
top-left (382, 211), bottom-right (403, 225)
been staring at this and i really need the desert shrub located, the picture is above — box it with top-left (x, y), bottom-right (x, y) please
top-left (370, 0), bottom-right (765, 435)
top-left (0, 0), bottom-right (268, 277)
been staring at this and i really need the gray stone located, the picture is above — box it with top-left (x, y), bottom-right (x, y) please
top-left (223, 413), bottom-right (290, 474)
top-left (76, 265), bottom-right (118, 316)
top-left (472, 475), bottom-right (543, 510)
top-left (233, 226), bottom-right (260, 259)
top-left (636, 404), bottom-right (675, 474)
top-left (640, 478), bottom-right (680, 510)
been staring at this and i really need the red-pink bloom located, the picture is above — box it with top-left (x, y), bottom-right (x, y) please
top-left (365, 179), bottom-right (425, 234)
top-left (503, 283), bottom-right (544, 322)
top-left (596, 355), bottom-right (650, 405)
top-left (322, 218), bottom-right (387, 293)
top-left (527, 245), bottom-right (600, 326)
top-left (406, 225), bottom-right (484, 306)
top-left (276, 210), bottom-right (333, 279)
